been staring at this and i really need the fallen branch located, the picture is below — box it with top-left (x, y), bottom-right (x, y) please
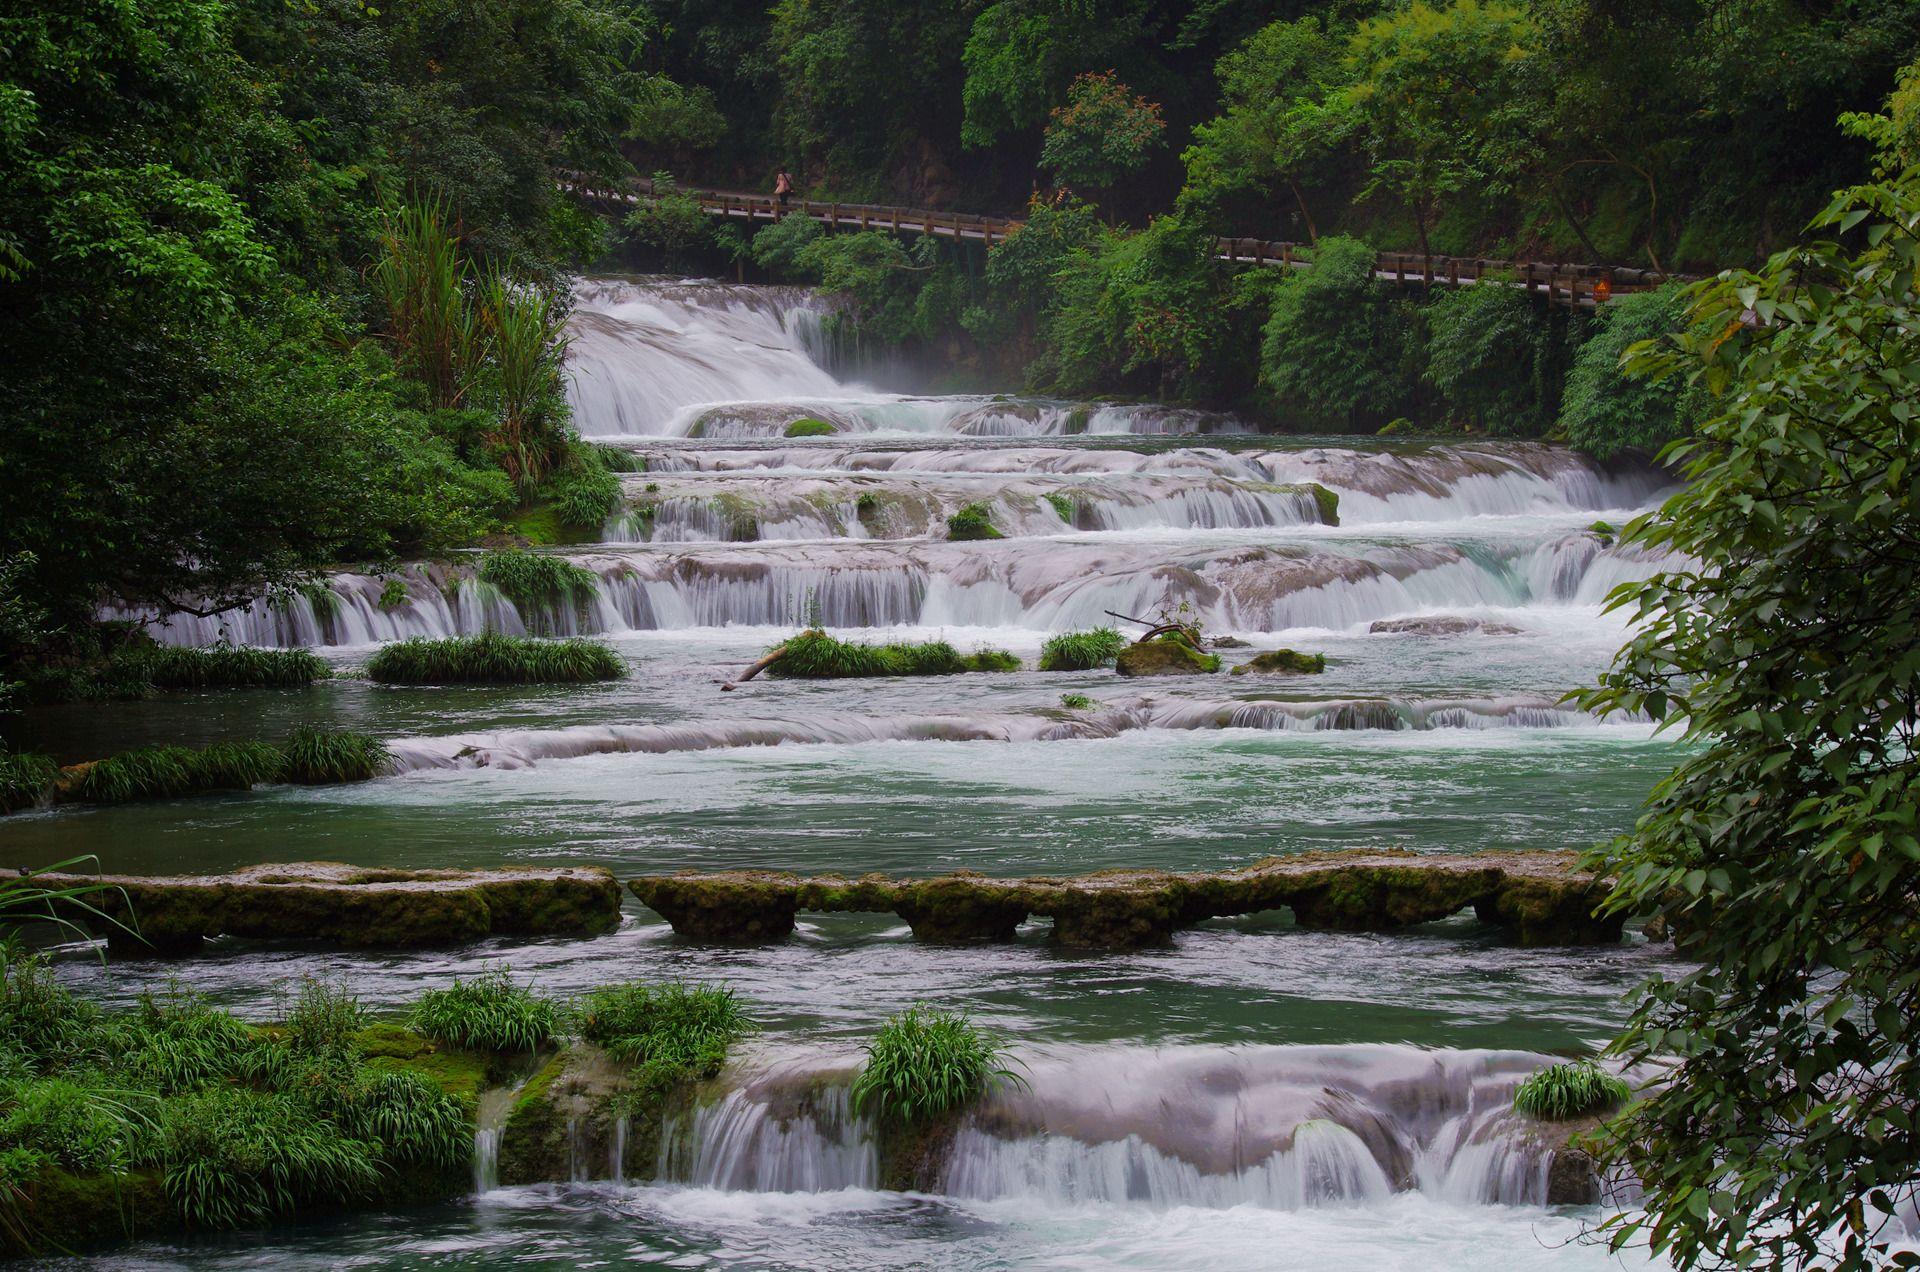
top-left (721, 645), bottom-right (787, 691)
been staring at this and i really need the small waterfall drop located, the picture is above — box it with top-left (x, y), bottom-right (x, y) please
top-left (472, 1087), bottom-right (514, 1194)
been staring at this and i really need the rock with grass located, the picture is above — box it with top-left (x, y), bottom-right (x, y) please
top-left (945, 502), bottom-right (1003, 541)
top-left (1231, 649), bottom-right (1326, 675)
top-left (783, 417), bottom-right (835, 438)
top-left (851, 1006), bottom-right (1023, 1190)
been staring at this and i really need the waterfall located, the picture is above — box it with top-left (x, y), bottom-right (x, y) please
top-left (637, 1045), bottom-right (1598, 1211)
top-left (610, 1115), bottom-right (629, 1184)
top-left (472, 1087), bottom-right (515, 1193)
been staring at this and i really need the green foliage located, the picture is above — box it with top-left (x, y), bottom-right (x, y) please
top-left (1043, 492), bottom-right (1076, 523)
top-left (407, 971), bottom-right (559, 1053)
top-left (959, 1), bottom-right (1147, 150)
top-left (477, 551), bottom-right (602, 619)
top-left (768, 630), bottom-right (1015, 678)
top-left (1059, 693), bottom-right (1096, 709)
top-left (946, 503), bottom-right (1004, 541)
top-left (0, 753), bottom-right (57, 816)
top-left (1513, 1060), bottom-right (1629, 1120)
top-left (159, 1087), bottom-right (380, 1229)
top-left (0, 1076), bottom-right (156, 1174)
top-left (784, 418), bottom-right (836, 438)
top-left (1570, 165), bottom-right (1920, 1270)
top-left (749, 214), bottom-right (825, 275)
top-left (1261, 237), bottom-right (1421, 428)
top-left (364, 633), bottom-right (625, 685)
top-left (125, 646), bottom-right (330, 692)
top-left (545, 448), bottom-right (623, 534)
top-left (378, 579), bottom-right (410, 611)
top-left (1038, 627), bottom-right (1126, 671)
top-left (284, 980), bottom-right (367, 1056)
top-left (575, 982), bottom-right (749, 1103)
top-left (1423, 286), bottom-right (1565, 435)
top-left (70, 743), bottom-right (284, 805)
top-left (961, 648), bottom-right (1021, 672)
top-left (279, 727), bottom-right (390, 785)
top-left (626, 175), bottom-right (714, 260)
top-left (849, 1006), bottom-right (1021, 1127)
top-left (475, 266), bottom-right (573, 491)
top-left (1557, 285), bottom-right (1709, 459)
top-left (370, 202), bottom-right (485, 412)
top-left (1040, 72), bottom-right (1166, 195)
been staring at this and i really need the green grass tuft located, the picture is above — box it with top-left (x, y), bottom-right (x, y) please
top-left (1044, 492), bottom-right (1076, 523)
top-left (1059, 693), bottom-right (1096, 709)
top-left (575, 982), bottom-right (750, 1105)
top-left (1513, 1060), bottom-right (1631, 1120)
top-left (783, 417), bottom-right (835, 438)
top-left (477, 550), bottom-right (601, 619)
top-left (769, 630), bottom-right (1016, 678)
top-left (407, 970), bottom-right (558, 1053)
top-left (1038, 627), bottom-right (1127, 671)
top-left (70, 742), bottom-right (284, 804)
top-left (946, 502), bottom-right (1003, 541)
top-left (128, 645), bottom-right (329, 691)
top-left (363, 632), bottom-right (625, 684)
top-left (280, 727), bottom-right (390, 784)
top-left (849, 1006), bottom-right (1022, 1127)
top-left (0, 752), bottom-right (58, 814)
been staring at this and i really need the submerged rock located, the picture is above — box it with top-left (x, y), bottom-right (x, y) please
top-left (2, 862), bottom-right (622, 954)
top-left (1115, 639), bottom-right (1221, 677)
top-left (1230, 649), bottom-right (1326, 675)
top-left (1369, 616), bottom-right (1525, 637)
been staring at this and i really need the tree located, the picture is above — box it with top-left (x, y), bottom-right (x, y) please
top-left (1339, 0), bottom-right (1537, 267)
top-left (1179, 16), bottom-right (1349, 241)
top-left (1259, 236), bottom-right (1421, 428)
top-left (1039, 71), bottom-right (1166, 201)
top-left (959, 0), bottom-right (1148, 149)
top-left (1423, 284), bottom-right (1565, 436)
top-left (1575, 160), bottom-right (1920, 1270)
top-left (1557, 284), bottom-right (1708, 459)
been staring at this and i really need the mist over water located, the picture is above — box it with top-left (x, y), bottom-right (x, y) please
top-left (36, 276), bottom-right (1687, 1269)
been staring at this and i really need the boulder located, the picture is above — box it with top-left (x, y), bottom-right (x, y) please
top-left (1230, 649), bottom-right (1326, 675)
top-left (1115, 639), bottom-right (1220, 677)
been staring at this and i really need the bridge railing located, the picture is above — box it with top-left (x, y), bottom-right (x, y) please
top-left (564, 173), bottom-right (1679, 306)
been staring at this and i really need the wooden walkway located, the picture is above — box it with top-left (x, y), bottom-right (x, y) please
top-left (567, 175), bottom-right (1673, 308)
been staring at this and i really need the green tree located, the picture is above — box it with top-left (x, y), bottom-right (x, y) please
top-left (1423, 284), bottom-right (1565, 436)
top-left (1039, 71), bottom-right (1166, 201)
top-left (1179, 16), bottom-right (1349, 241)
top-left (1259, 236), bottom-right (1421, 428)
top-left (1575, 161), bottom-right (1920, 1271)
top-left (1557, 284), bottom-right (1708, 459)
top-left (959, 0), bottom-right (1147, 149)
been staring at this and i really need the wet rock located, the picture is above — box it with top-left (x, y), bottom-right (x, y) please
top-left (1115, 639), bottom-right (1220, 677)
top-left (895, 875), bottom-right (1028, 942)
top-left (499, 1045), bottom-right (633, 1186)
top-left (1369, 616), bottom-right (1525, 637)
top-left (630, 871), bottom-right (803, 942)
top-left (1210, 635), bottom-right (1252, 649)
top-left (1230, 649), bottom-right (1326, 675)
top-left (1546, 1144), bottom-right (1603, 1205)
top-left (1, 862), bottom-right (622, 954)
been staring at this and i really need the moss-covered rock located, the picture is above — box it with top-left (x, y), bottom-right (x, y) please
top-left (355, 1023), bottom-right (491, 1105)
top-left (1115, 638), bottom-right (1221, 677)
top-left (4, 1166), bottom-right (174, 1257)
top-left (630, 872), bottom-right (803, 942)
top-left (2, 862), bottom-right (624, 955)
top-left (497, 1051), bottom-right (573, 1186)
top-left (1231, 649), bottom-right (1326, 675)
top-left (784, 417), bottom-right (835, 438)
top-left (895, 875), bottom-right (1028, 943)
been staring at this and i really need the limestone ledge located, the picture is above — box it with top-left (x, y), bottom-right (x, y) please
top-left (628, 849), bottom-right (1620, 950)
top-left (5, 861), bottom-right (623, 953)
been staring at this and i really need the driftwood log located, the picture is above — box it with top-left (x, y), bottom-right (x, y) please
top-left (721, 644), bottom-right (788, 690)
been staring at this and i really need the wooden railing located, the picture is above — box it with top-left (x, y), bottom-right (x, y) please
top-left (567, 174), bottom-right (1677, 307)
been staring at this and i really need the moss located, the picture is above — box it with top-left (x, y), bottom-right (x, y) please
top-left (895, 877), bottom-right (1029, 943)
top-left (1309, 483), bottom-right (1340, 526)
top-left (873, 1110), bottom-right (965, 1192)
top-left (946, 503), bottom-right (1002, 541)
top-left (354, 1023), bottom-right (490, 1107)
top-left (1231, 649), bottom-right (1326, 676)
top-left (1043, 492), bottom-right (1076, 523)
top-left (497, 1051), bottom-right (570, 1186)
top-left (784, 417), bottom-right (835, 438)
top-left (6, 1166), bottom-right (174, 1257)
top-left (630, 874), bottom-right (801, 943)
top-left (1114, 638), bottom-right (1220, 677)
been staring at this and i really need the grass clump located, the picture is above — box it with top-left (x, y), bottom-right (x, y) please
top-left (364, 633), bottom-right (624, 685)
top-left (407, 970), bottom-right (558, 1053)
top-left (1060, 693), bottom-right (1096, 709)
top-left (769, 630), bottom-right (1017, 678)
top-left (70, 742), bottom-right (285, 804)
top-left (130, 646), bottom-right (330, 691)
top-left (280, 727), bottom-right (390, 784)
top-left (0, 752), bottom-right (58, 814)
top-left (784, 417), bottom-right (834, 438)
top-left (1044, 492), bottom-right (1076, 523)
top-left (1513, 1060), bottom-right (1631, 1120)
top-left (849, 1006), bottom-right (1022, 1127)
top-left (0, 964), bottom-right (471, 1242)
top-left (946, 502), bottom-right (1003, 541)
top-left (476, 550), bottom-right (600, 617)
top-left (1038, 627), bottom-right (1126, 671)
top-left (575, 982), bottom-right (750, 1104)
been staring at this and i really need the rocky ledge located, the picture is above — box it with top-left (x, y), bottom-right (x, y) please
top-left (628, 849), bottom-right (1620, 950)
top-left (6, 861), bottom-right (623, 954)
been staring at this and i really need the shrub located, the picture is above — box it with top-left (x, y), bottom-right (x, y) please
top-left (476, 550), bottom-right (600, 616)
top-left (363, 633), bottom-right (624, 685)
top-left (280, 727), bottom-right (390, 784)
top-left (0, 957), bottom-right (102, 1071)
top-left (1038, 627), bottom-right (1126, 671)
top-left (108, 987), bottom-right (257, 1095)
top-left (1557, 283), bottom-right (1710, 459)
top-left (128, 645), bottom-right (329, 691)
top-left (575, 982), bottom-right (749, 1104)
top-left (546, 456), bottom-right (621, 533)
top-left (159, 1087), bottom-right (380, 1229)
top-left (0, 1076), bottom-right (155, 1173)
top-left (946, 503), bottom-right (1003, 541)
top-left (0, 751), bottom-right (57, 814)
top-left (283, 979), bottom-right (366, 1055)
top-left (784, 417), bottom-right (834, 438)
top-left (849, 1007), bottom-right (1022, 1126)
top-left (1261, 236), bottom-right (1422, 428)
top-left (1513, 1060), bottom-right (1631, 1120)
top-left (407, 970), bottom-right (558, 1053)
top-left (377, 578), bottom-right (409, 611)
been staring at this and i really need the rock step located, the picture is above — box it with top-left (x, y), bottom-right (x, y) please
top-left (7, 862), bottom-right (622, 953)
top-left (628, 849), bottom-right (1621, 950)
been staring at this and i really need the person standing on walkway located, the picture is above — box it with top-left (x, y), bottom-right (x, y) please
top-left (775, 167), bottom-right (794, 213)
